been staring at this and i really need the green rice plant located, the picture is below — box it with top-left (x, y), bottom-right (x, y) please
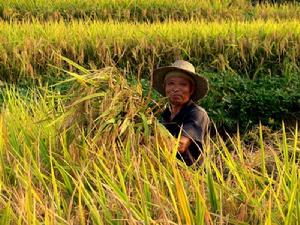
top-left (0, 20), bottom-right (299, 82)
top-left (0, 64), bottom-right (299, 224)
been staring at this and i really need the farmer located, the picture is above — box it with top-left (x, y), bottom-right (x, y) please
top-left (152, 60), bottom-right (210, 166)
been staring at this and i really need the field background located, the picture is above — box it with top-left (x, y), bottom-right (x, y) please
top-left (0, 0), bottom-right (300, 224)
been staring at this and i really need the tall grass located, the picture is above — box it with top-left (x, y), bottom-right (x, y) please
top-left (1, 20), bottom-right (300, 81)
top-left (0, 67), bottom-right (299, 224)
top-left (1, 0), bottom-right (300, 22)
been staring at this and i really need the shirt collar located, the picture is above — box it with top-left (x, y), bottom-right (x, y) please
top-left (162, 100), bottom-right (194, 122)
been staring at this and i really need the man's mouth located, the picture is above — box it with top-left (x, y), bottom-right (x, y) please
top-left (171, 94), bottom-right (181, 99)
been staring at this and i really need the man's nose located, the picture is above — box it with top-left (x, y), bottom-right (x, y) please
top-left (172, 84), bottom-right (180, 92)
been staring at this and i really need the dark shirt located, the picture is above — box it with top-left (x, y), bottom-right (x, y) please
top-left (161, 100), bottom-right (210, 166)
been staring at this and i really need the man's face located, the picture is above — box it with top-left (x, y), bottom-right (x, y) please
top-left (164, 75), bottom-right (194, 106)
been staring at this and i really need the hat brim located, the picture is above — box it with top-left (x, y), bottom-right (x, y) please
top-left (152, 66), bottom-right (209, 101)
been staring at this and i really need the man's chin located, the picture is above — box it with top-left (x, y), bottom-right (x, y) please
top-left (169, 99), bottom-right (184, 106)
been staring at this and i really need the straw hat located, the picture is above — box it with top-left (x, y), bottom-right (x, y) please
top-left (152, 60), bottom-right (209, 101)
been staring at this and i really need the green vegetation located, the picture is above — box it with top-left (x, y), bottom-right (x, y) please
top-left (1, 0), bottom-right (300, 22)
top-left (0, 68), bottom-right (299, 224)
top-left (1, 0), bottom-right (300, 223)
top-left (202, 72), bottom-right (300, 132)
top-left (1, 20), bottom-right (300, 81)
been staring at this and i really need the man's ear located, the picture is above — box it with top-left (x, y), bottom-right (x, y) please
top-left (190, 83), bottom-right (195, 95)
top-left (163, 82), bottom-right (166, 95)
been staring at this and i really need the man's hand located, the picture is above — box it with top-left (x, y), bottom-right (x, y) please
top-left (178, 136), bottom-right (191, 153)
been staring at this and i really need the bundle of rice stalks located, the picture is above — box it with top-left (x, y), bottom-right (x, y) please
top-left (59, 65), bottom-right (176, 166)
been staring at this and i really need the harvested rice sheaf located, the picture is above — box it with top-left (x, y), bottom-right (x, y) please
top-left (61, 67), bottom-right (176, 165)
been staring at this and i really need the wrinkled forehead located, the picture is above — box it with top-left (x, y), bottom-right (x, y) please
top-left (164, 71), bottom-right (195, 85)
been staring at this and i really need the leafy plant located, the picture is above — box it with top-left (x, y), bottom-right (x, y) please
top-left (201, 72), bottom-right (300, 133)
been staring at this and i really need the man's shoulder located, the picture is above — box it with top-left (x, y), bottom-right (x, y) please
top-left (188, 102), bottom-right (209, 118)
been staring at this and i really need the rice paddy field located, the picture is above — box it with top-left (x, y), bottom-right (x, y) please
top-left (0, 0), bottom-right (300, 224)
